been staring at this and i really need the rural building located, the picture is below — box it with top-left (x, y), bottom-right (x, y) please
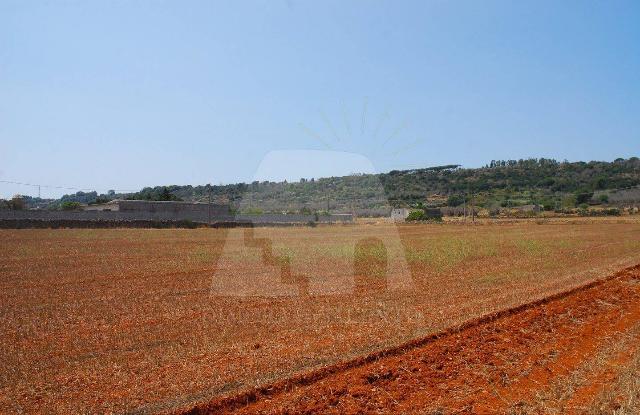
top-left (391, 208), bottom-right (410, 221)
top-left (83, 200), bottom-right (120, 211)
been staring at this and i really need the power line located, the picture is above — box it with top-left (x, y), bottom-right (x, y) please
top-left (0, 180), bottom-right (138, 195)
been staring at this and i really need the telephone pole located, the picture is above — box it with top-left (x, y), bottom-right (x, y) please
top-left (467, 183), bottom-right (475, 223)
top-left (207, 187), bottom-right (212, 226)
top-left (470, 191), bottom-right (475, 222)
top-left (463, 197), bottom-right (466, 220)
top-left (325, 183), bottom-right (330, 212)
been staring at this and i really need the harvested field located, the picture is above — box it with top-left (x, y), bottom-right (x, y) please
top-left (1, 219), bottom-right (640, 413)
top-left (194, 265), bottom-right (640, 414)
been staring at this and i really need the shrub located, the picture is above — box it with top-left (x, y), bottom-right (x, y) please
top-left (242, 207), bottom-right (263, 215)
top-left (575, 192), bottom-right (594, 205)
top-left (603, 208), bottom-right (621, 216)
top-left (578, 207), bottom-right (620, 217)
top-left (447, 195), bottom-right (464, 207)
top-left (562, 195), bottom-right (577, 209)
top-left (406, 210), bottom-right (426, 221)
top-left (406, 210), bottom-right (443, 222)
top-left (60, 201), bottom-right (82, 211)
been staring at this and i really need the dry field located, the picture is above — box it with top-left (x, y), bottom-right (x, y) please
top-left (203, 265), bottom-right (640, 414)
top-left (1, 218), bottom-right (640, 413)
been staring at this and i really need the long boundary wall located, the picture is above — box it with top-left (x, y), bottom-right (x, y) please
top-left (0, 210), bottom-right (353, 225)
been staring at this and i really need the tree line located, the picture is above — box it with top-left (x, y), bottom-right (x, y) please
top-left (4, 157), bottom-right (639, 212)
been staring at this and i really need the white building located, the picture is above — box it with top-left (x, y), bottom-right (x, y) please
top-left (390, 208), bottom-right (410, 221)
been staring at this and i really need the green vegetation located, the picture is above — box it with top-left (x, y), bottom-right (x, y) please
top-left (406, 209), bottom-right (443, 222)
top-left (406, 210), bottom-right (426, 221)
top-left (447, 194), bottom-right (465, 207)
top-left (578, 208), bottom-right (621, 217)
top-left (2, 195), bottom-right (26, 210)
top-left (125, 186), bottom-right (183, 202)
top-left (123, 157), bottom-right (640, 213)
top-left (60, 201), bottom-right (82, 210)
top-left (8, 157), bottom-right (640, 213)
top-left (406, 236), bottom-right (499, 272)
top-left (241, 207), bottom-right (264, 215)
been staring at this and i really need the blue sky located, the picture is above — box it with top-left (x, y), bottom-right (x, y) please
top-left (1, 0), bottom-right (639, 198)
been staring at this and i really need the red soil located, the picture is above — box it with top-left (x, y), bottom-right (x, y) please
top-left (3, 225), bottom-right (640, 413)
top-left (180, 265), bottom-right (640, 414)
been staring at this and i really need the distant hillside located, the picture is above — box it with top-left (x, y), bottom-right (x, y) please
top-left (17, 157), bottom-right (640, 215)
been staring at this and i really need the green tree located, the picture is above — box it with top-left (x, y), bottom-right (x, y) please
top-left (562, 195), bottom-right (577, 209)
top-left (10, 195), bottom-right (25, 210)
top-left (406, 210), bottom-right (426, 221)
top-left (159, 187), bottom-right (173, 201)
top-left (447, 194), bottom-right (464, 207)
top-left (575, 191), bottom-right (593, 205)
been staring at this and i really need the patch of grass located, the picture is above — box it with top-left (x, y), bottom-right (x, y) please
top-left (514, 239), bottom-right (551, 256)
top-left (406, 236), bottom-right (501, 272)
top-left (273, 246), bottom-right (295, 265)
top-left (310, 244), bottom-right (354, 259)
top-left (190, 247), bottom-right (216, 263)
top-left (476, 273), bottom-right (508, 285)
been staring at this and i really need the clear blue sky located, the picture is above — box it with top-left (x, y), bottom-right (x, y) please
top-left (1, 0), bottom-right (639, 198)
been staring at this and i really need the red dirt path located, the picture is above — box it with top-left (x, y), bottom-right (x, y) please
top-left (179, 265), bottom-right (640, 414)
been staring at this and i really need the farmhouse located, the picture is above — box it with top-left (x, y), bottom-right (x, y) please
top-left (390, 208), bottom-right (410, 221)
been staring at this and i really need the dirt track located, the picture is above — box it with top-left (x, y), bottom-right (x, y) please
top-left (182, 265), bottom-right (640, 414)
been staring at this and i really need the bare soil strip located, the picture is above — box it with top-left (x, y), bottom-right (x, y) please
top-left (178, 265), bottom-right (640, 414)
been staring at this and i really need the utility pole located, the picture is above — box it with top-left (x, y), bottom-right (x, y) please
top-left (470, 191), bottom-right (475, 222)
top-left (207, 187), bottom-right (212, 226)
top-left (463, 197), bottom-right (466, 221)
top-left (467, 183), bottom-right (475, 223)
top-left (325, 183), bottom-right (329, 212)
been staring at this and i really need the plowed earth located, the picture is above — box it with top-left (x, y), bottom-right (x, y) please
top-left (184, 265), bottom-right (640, 415)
